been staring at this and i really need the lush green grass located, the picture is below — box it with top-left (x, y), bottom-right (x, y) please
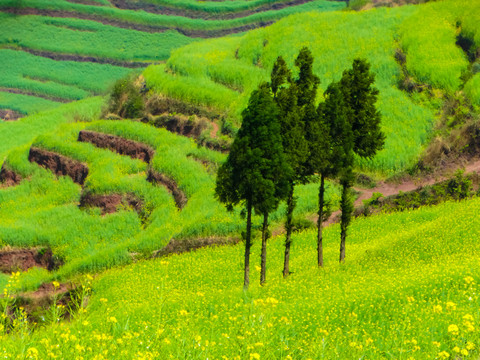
top-left (0, 0), bottom-right (342, 113)
top-left (1, 196), bottom-right (479, 358)
top-left (398, 2), bottom-right (469, 93)
top-left (0, 92), bottom-right (60, 116)
top-left (145, 5), bottom-right (435, 173)
top-left (0, 49), bottom-right (132, 101)
top-left (464, 73), bottom-right (480, 107)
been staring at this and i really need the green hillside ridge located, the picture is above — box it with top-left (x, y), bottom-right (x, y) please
top-left (144, 0), bottom-right (480, 173)
top-left (1, 196), bottom-right (479, 358)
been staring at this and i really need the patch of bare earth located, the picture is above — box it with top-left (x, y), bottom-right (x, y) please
top-left (28, 147), bottom-right (89, 185)
top-left (0, 164), bottom-right (22, 187)
top-left (0, 247), bottom-right (62, 273)
top-left (79, 192), bottom-right (142, 215)
top-left (12, 282), bottom-right (83, 325)
top-left (147, 169), bottom-right (187, 209)
top-left (0, 109), bottom-right (23, 121)
top-left (78, 130), bottom-right (154, 163)
top-left (142, 113), bottom-right (208, 138)
top-left (153, 237), bottom-right (240, 257)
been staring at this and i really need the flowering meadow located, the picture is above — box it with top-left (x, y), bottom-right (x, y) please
top-left (1, 196), bottom-right (479, 359)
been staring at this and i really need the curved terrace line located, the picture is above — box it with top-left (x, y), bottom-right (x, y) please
top-left (0, 88), bottom-right (70, 103)
top-left (106, 0), bottom-right (317, 20)
top-left (10, 46), bottom-right (155, 68)
top-left (78, 130), bottom-right (155, 163)
top-left (1, 8), bottom-right (275, 38)
top-left (77, 130), bottom-right (187, 209)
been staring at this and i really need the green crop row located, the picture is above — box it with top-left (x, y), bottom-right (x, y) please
top-left (144, 0), bottom-right (337, 14)
top-left (0, 13), bottom-right (193, 61)
top-left (2, 194), bottom-right (479, 358)
top-left (0, 49), bottom-right (131, 100)
top-left (0, 92), bottom-right (60, 116)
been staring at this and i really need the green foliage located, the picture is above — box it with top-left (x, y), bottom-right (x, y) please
top-left (340, 58), bottom-right (385, 159)
top-left (464, 74), bottom-right (480, 107)
top-left (107, 75), bottom-right (144, 119)
top-left (216, 83), bottom-right (289, 212)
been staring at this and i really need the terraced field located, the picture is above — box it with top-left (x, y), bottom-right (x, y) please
top-left (0, 0), bottom-right (344, 118)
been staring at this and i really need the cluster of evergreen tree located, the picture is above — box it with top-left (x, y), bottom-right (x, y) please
top-left (216, 48), bottom-right (385, 289)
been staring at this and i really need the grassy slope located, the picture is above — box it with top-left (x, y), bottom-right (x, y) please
top-left (1, 197), bottom-right (479, 358)
top-left (145, 0), bottom-right (479, 174)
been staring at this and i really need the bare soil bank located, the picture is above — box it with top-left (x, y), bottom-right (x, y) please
top-left (28, 147), bottom-right (89, 185)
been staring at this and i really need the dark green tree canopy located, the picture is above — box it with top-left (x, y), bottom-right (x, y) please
top-left (295, 47), bottom-right (320, 109)
top-left (270, 56), bottom-right (291, 99)
top-left (215, 83), bottom-right (290, 213)
top-left (340, 58), bottom-right (385, 158)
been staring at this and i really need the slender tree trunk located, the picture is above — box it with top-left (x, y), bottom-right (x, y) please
top-left (260, 212), bottom-right (269, 286)
top-left (283, 184), bottom-right (295, 278)
top-left (339, 179), bottom-right (353, 263)
top-left (244, 198), bottom-right (252, 290)
top-left (317, 174), bottom-right (325, 267)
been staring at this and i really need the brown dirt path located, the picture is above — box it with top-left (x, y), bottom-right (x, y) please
top-left (210, 121), bottom-right (220, 138)
top-left (323, 158), bottom-right (480, 226)
top-left (0, 87), bottom-right (69, 103)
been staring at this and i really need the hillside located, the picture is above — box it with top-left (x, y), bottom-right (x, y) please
top-left (0, 0), bottom-right (344, 117)
top-left (143, 0), bottom-right (480, 173)
top-left (0, 0), bottom-right (480, 358)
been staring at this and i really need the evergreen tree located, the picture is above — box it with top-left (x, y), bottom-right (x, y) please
top-left (338, 58), bottom-right (385, 263)
top-left (310, 82), bottom-right (349, 267)
top-left (271, 52), bottom-right (312, 278)
top-left (215, 83), bottom-right (289, 289)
